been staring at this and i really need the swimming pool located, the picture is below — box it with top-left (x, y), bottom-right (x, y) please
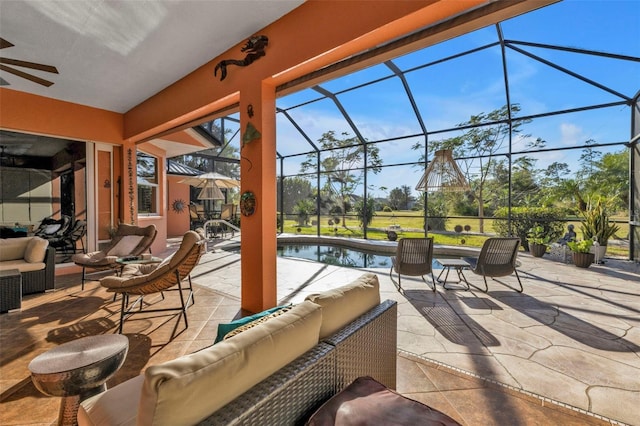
top-left (276, 243), bottom-right (459, 270)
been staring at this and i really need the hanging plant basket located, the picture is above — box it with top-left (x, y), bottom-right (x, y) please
top-left (572, 251), bottom-right (595, 268)
top-left (529, 243), bottom-right (547, 258)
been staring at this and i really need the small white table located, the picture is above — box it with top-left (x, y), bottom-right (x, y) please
top-left (29, 335), bottom-right (129, 426)
top-left (435, 258), bottom-right (470, 290)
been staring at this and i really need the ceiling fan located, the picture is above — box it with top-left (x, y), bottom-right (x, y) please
top-left (0, 38), bottom-right (58, 87)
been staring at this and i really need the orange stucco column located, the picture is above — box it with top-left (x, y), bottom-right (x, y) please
top-left (239, 81), bottom-right (277, 313)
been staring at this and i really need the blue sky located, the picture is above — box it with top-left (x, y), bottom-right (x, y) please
top-left (225, 1), bottom-right (640, 198)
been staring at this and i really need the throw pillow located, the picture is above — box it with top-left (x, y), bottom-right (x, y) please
top-left (214, 305), bottom-right (289, 343)
top-left (305, 376), bottom-right (461, 426)
top-left (25, 237), bottom-right (49, 263)
top-left (223, 306), bottom-right (293, 340)
top-left (107, 235), bottom-right (144, 257)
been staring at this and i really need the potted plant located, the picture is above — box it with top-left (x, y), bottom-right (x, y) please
top-left (579, 198), bottom-right (620, 260)
top-left (526, 225), bottom-right (551, 257)
top-left (567, 239), bottom-right (595, 268)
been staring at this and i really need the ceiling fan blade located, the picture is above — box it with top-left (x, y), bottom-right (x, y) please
top-left (0, 38), bottom-right (14, 49)
top-left (0, 77), bottom-right (9, 86)
top-left (0, 64), bottom-right (54, 87)
top-left (0, 58), bottom-right (58, 74)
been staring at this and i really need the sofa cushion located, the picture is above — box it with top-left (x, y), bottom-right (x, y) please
top-left (25, 237), bottom-right (48, 263)
top-left (214, 304), bottom-right (290, 343)
top-left (0, 237), bottom-right (31, 261)
top-left (107, 235), bottom-right (144, 257)
top-left (0, 260), bottom-right (46, 273)
top-left (137, 300), bottom-right (322, 426)
top-left (305, 273), bottom-right (380, 339)
top-left (78, 375), bottom-right (144, 426)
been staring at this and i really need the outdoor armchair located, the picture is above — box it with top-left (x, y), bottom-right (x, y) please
top-left (48, 219), bottom-right (86, 261)
top-left (72, 223), bottom-right (157, 289)
top-left (34, 215), bottom-right (72, 242)
top-left (462, 237), bottom-right (523, 292)
top-left (389, 237), bottom-right (436, 292)
top-left (100, 230), bottom-right (205, 333)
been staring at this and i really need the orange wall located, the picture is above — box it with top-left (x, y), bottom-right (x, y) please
top-left (167, 176), bottom-right (191, 237)
top-left (0, 88), bottom-right (123, 144)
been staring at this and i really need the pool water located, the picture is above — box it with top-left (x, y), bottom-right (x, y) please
top-left (276, 244), bottom-right (447, 269)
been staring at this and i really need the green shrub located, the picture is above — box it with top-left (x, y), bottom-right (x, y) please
top-left (382, 205), bottom-right (393, 212)
top-left (494, 206), bottom-right (566, 250)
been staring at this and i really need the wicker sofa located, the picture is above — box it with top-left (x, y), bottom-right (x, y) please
top-left (78, 273), bottom-right (397, 426)
top-left (0, 236), bottom-right (55, 295)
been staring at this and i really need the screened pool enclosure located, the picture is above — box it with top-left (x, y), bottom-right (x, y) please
top-left (176, 1), bottom-right (640, 261)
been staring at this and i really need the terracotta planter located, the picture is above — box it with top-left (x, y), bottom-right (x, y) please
top-left (572, 251), bottom-right (595, 268)
top-left (529, 243), bottom-right (547, 257)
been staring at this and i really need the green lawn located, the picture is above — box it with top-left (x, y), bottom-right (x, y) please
top-left (280, 210), bottom-right (630, 257)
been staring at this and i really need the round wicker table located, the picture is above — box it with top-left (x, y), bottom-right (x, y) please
top-left (28, 335), bottom-right (129, 426)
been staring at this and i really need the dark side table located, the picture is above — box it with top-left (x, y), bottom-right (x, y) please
top-left (435, 258), bottom-right (470, 290)
top-left (0, 269), bottom-right (22, 312)
top-left (28, 334), bottom-right (129, 426)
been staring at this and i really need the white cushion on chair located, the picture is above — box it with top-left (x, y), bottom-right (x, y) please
top-left (107, 235), bottom-right (144, 257)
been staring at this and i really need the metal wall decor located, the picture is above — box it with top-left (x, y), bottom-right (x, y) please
top-left (214, 35), bottom-right (268, 81)
top-left (172, 199), bottom-right (186, 213)
top-left (127, 148), bottom-right (135, 224)
top-left (240, 191), bottom-right (256, 217)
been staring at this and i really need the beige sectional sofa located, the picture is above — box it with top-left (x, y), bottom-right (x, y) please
top-left (78, 273), bottom-right (397, 426)
top-left (0, 236), bottom-right (55, 294)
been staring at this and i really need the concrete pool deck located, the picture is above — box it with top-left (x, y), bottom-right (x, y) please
top-left (2, 234), bottom-right (638, 424)
top-left (199, 236), bottom-right (640, 425)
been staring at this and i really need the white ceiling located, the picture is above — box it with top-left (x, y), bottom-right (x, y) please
top-left (0, 0), bottom-right (306, 114)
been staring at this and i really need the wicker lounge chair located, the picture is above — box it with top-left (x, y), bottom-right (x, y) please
top-left (100, 230), bottom-right (205, 333)
top-left (389, 237), bottom-right (436, 292)
top-left (462, 237), bottom-right (523, 292)
top-left (72, 223), bottom-right (157, 289)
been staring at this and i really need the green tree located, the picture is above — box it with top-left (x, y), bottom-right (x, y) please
top-left (353, 197), bottom-right (376, 228)
top-left (277, 176), bottom-right (314, 215)
top-left (585, 149), bottom-right (629, 210)
top-left (293, 199), bottom-right (315, 226)
top-left (413, 104), bottom-right (533, 233)
top-left (300, 131), bottom-right (382, 227)
top-left (388, 185), bottom-right (413, 210)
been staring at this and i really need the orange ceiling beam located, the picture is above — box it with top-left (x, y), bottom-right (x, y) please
top-left (124, 0), bottom-right (488, 142)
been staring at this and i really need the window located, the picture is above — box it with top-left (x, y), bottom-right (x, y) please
top-left (137, 152), bottom-right (158, 215)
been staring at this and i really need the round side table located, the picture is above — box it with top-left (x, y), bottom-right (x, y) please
top-left (28, 334), bottom-right (129, 426)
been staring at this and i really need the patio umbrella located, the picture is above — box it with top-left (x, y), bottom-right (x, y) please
top-left (178, 172), bottom-right (240, 189)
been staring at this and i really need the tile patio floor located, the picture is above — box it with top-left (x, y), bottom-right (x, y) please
top-left (1, 240), bottom-right (639, 425)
